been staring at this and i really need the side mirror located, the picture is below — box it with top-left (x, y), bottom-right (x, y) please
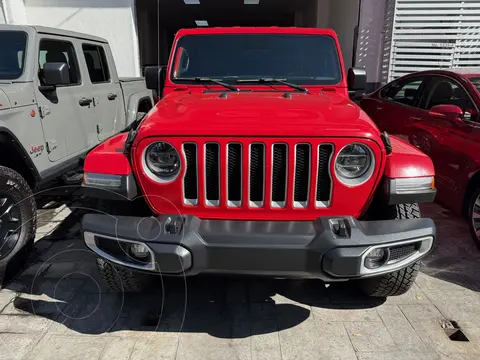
top-left (429, 104), bottom-right (464, 121)
top-left (145, 66), bottom-right (166, 93)
top-left (43, 62), bottom-right (70, 86)
top-left (348, 67), bottom-right (367, 91)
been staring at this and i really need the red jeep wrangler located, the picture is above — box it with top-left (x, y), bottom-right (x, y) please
top-left (81, 27), bottom-right (436, 297)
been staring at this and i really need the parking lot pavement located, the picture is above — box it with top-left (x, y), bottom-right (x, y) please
top-left (0, 201), bottom-right (479, 360)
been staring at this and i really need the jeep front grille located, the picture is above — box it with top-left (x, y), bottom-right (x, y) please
top-left (182, 141), bottom-right (333, 209)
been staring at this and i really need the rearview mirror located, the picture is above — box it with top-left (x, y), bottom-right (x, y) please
top-left (145, 66), bottom-right (166, 94)
top-left (348, 67), bottom-right (367, 92)
top-left (43, 62), bottom-right (70, 86)
top-left (429, 104), bottom-right (464, 121)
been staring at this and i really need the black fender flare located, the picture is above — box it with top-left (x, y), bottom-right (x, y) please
top-left (0, 127), bottom-right (41, 183)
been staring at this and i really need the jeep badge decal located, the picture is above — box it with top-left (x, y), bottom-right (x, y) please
top-left (30, 144), bottom-right (45, 158)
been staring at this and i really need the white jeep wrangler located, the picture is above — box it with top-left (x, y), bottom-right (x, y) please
top-left (0, 25), bottom-right (153, 280)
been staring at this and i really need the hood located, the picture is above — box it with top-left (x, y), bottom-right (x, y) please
top-left (136, 91), bottom-right (380, 139)
top-left (0, 88), bottom-right (11, 110)
top-left (0, 82), bottom-right (36, 110)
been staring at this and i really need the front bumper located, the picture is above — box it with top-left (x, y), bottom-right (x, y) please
top-left (81, 214), bottom-right (435, 280)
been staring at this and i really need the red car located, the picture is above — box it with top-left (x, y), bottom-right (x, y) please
top-left (79, 27), bottom-right (437, 298)
top-left (360, 69), bottom-right (480, 248)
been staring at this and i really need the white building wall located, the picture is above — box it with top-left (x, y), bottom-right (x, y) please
top-left (1, 0), bottom-right (27, 24)
top-left (4, 0), bottom-right (140, 77)
top-left (0, 5), bottom-right (5, 23)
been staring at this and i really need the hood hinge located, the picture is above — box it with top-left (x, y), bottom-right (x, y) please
top-left (46, 140), bottom-right (57, 153)
top-left (38, 105), bottom-right (51, 118)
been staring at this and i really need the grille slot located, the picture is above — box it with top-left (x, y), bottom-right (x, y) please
top-left (294, 144), bottom-right (311, 208)
top-left (249, 143), bottom-right (265, 207)
top-left (271, 144), bottom-right (288, 208)
top-left (183, 143), bottom-right (198, 205)
top-left (227, 143), bottom-right (242, 207)
top-left (316, 144), bottom-right (333, 207)
top-left (205, 143), bottom-right (220, 206)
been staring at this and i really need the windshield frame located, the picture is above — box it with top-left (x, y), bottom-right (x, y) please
top-left (0, 30), bottom-right (28, 81)
top-left (168, 33), bottom-right (344, 87)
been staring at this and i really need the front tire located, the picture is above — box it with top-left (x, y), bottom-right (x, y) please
top-left (0, 166), bottom-right (36, 282)
top-left (96, 258), bottom-right (153, 293)
top-left (358, 203), bottom-right (421, 297)
top-left (467, 187), bottom-right (480, 250)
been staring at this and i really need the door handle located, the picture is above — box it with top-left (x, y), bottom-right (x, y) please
top-left (79, 97), bottom-right (93, 106)
top-left (376, 106), bottom-right (383, 111)
top-left (107, 93), bottom-right (117, 101)
top-left (410, 116), bottom-right (423, 122)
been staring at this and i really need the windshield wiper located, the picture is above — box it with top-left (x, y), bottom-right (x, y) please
top-left (175, 77), bottom-right (239, 92)
top-left (236, 78), bottom-right (308, 92)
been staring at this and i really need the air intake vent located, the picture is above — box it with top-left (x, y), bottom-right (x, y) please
top-left (205, 143), bottom-right (220, 206)
top-left (249, 143), bottom-right (265, 207)
top-left (227, 143), bottom-right (242, 207)
top-left (316, 144), bottom-right (333, 206)
top-left (271, 144), bottom-right (288, 207)
top-left (183, 143), bottom-right (198, 205)
top-left (294, 144), bottom-right (310, 207)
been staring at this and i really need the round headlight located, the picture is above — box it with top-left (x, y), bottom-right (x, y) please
top-left (335, 143), bottom-right (374, 185)
top-left (144, 142), bottom-right (181, 179)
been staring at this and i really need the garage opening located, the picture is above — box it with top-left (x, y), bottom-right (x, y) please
top-left (135, 0), bottom-right (361, 74)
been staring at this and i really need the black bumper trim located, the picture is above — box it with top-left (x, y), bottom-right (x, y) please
top-left (387, 189), bottom-right (437, 205)
top-left (81, 214), bottom-right (435, 280)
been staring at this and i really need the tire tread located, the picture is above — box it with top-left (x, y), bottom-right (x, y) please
top-left (96, 258), bottom-right (152, 293)
top-left (0, 165), bottom-right (36, 266)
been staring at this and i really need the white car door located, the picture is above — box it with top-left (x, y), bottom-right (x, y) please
top-left (34, 36), bottom-right (93, 161)
top-left (81, 43), bottom-right (120, 141)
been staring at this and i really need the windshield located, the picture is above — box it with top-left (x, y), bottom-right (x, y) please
top-left (0, 31), bottom-right (27, 80)
top-left (170, 34), bottom-right (342, 86)
top-left (470, 77), bottom-right (480, 94)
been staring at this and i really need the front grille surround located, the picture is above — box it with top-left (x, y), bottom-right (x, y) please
top-left (181, 140), bottom-right (335, 210)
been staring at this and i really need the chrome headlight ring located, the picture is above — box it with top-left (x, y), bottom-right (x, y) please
top-left (334, 143), bottom-right (375, 186)
top-left (142, 141), bottom-right (181, 183)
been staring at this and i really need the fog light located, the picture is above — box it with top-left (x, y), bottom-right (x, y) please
top-left (364, 248), bottom-right (389, 269)
top-left (129, 243), bottom-right (149, 259)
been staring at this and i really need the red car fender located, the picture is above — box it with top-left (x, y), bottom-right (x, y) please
top-left (84, 133), bottom-right (132, 175)
top-left (385, 136), bottom-right (435, 179)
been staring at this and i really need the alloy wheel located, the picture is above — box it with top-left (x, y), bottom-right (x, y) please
top-left (0, 196), bottom-right (22, 260)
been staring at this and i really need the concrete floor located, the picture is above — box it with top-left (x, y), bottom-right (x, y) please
top-left (0, 200), bottom-right (479, 360)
